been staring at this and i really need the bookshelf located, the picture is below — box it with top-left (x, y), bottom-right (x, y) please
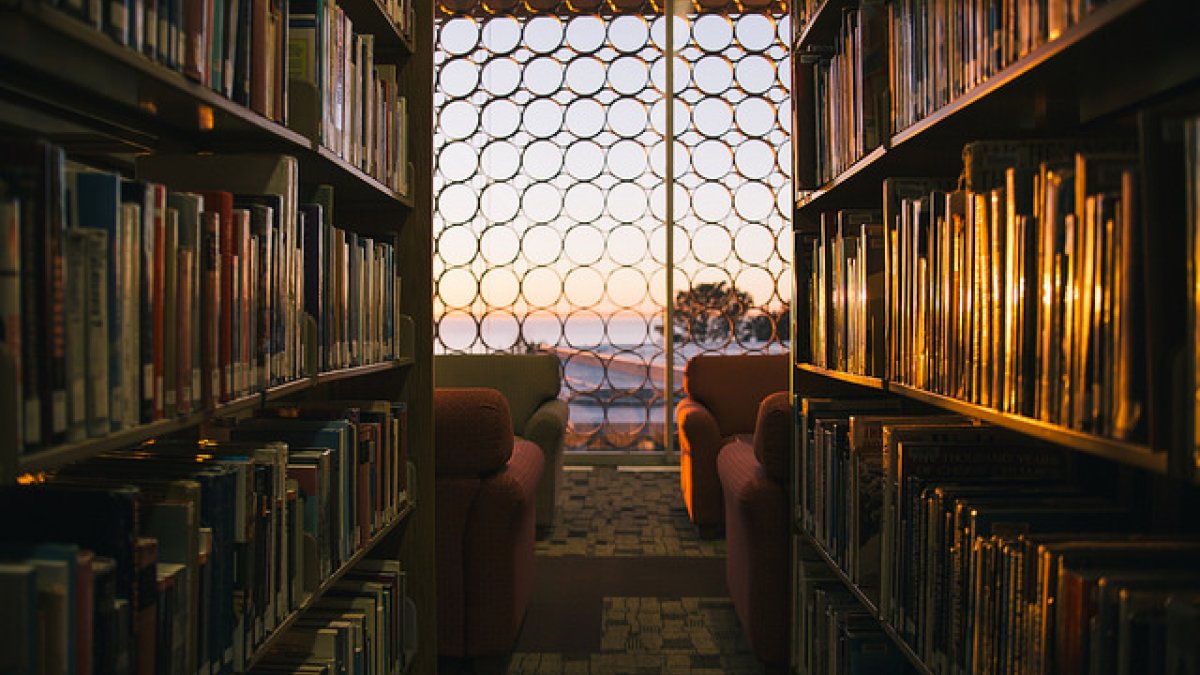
top-left (0, 0), bottom-right (436, 669)
top-left (791, 0), bottom-right (1200, 672)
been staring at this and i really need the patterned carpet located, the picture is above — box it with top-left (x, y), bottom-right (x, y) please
top-left (502, 465), bottom-right (767, 675)
top-left (536, 466), bottom-right (725, 558)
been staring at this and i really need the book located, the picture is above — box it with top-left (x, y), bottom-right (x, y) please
top-left (0, 198), bottom-right (19, 475)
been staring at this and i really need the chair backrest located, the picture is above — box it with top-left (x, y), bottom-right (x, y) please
top-left (433, 387), bottom-right (514, 477)
top-left (683, 353), bottom-right (790, 437)
top-left (434, 353), bottom-right (562, 436)
top-left (753, 391), bottom-right (793, 483)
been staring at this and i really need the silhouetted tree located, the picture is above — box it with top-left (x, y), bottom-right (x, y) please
top-left (669, 281), bottom-right (753, 345)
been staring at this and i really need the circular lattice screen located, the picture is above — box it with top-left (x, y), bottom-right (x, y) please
top-left (434, 3), bottom-right (792, 451)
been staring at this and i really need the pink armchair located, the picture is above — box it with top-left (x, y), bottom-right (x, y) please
top-left (434, 387), bottom-right (543, 658)
top-left (718, 391), bottom-right (792, 665)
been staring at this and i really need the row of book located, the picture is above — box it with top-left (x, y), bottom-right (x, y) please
top-left (889, 0), bottom-right (1115, 133)
top-left (48, 0), bottom-right (413, 194)
top-left (0, 399), bottom-right (412, 675)
top-left (805, 138), bottom-right (1144, 441)
top-left (249, 559), bottom-right (415, 674)
top-left (800, 0), bottom-right (1119, 189)
top-left (808, 0), bottom-right (889, 185)
top-left (795, 396), bottom-right (1200, 675)
top-left (56, 0), bottom-right (290, 122)
top-left (807, 209), bottom-right (885, 376)
top-left (0, 141), bottom-right (406, 459)
top-left (289, 0), bottom-right (412, 194)
top-left (793, 540), bottom-right (908, 675)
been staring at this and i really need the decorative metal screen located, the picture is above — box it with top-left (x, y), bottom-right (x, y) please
top-left (434, 2), bottom-right (791, 452)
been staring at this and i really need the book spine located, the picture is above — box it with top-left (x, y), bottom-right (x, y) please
top-left (163, 207), bottom-right (178, 419)
top-left (152, 186), bottom-right (166, 421)
top-left (177, 247), bottom-right (193, 416)
top-left (46, 148), bottom-right (69, 447)
top-left (219, 208), bottom-right (234, 402)
top-left (83, 230), bottom-right (110, 437)
top-left (121, 204), bottom-right (140, 431)
top-left (0, 198), bottom-right (22, 469)
top-left (200, 211), bottom-right (220, 410)
top-left (65, 229), bottom-right (88, 443)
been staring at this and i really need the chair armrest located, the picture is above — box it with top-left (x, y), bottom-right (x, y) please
top-left (676, 396), bottom-right (722, 457)
top-left (523, 398), bottom-right (568, 456)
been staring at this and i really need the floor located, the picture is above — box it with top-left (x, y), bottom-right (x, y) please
top-left (441, 465), bottom-right (767, 675)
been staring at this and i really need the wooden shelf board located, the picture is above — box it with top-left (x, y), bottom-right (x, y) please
top-left (890, 0), bottom-right (1150, 149)
top-left (798, 528), bottom-right (933, 675)
top-left (794, 366), bottom-right (1166, 475)
top-left (886, 383), bottom-right (1164, 473)
top-left (315, 360), bottom-right (406, 385)
top-left (797, 363), bottom-right (886, 390)
top-left (794, 0), bottom-right (852, 52)
top-left (18, 363), bottom-right (409, 473)
top-left (243, 501), bottom-right (414, 672)
top-left (312, 145), bottom-right (412, 209)
top-left (796, 145), bottom-right (887, 212)
top-left (335, 0), bottom-right (412, 56)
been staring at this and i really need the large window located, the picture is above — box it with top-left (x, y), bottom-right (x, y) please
top-left (434, 2), bottom-right (791, 452)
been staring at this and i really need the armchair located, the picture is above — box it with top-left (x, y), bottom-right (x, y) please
top-left (676, 353), bottom-right (790, 531)
top-left (434, 353), bottom-right (567, 530)
top-left (434, 387), bottom-right (543, 658)
top-left (718, 391), bottom-right (792, 666)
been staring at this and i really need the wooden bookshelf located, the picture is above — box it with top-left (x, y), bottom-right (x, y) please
top-left (0, 0), bottom-right (434, 666)
top-left (244, 501), bottom-right (415, 671)
top-left (791, 1), bottom-right (1200, 668)
top-left (798, 528), bottom-right (934, 675)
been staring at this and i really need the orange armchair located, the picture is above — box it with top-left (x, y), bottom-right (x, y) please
top-left (676, 353), bottom-right (790, 531)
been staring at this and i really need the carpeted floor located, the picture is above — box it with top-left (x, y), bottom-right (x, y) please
top-left (494, 465), bottom-right (767, 675)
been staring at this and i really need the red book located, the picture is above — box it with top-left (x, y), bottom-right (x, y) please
top-left (198, 211), bottom-right (221, 409)
top-left (133, 537), bottom-right (158, 675)
top-left (176, 248), bottom-right (194, 415)
top-left (75, 549), bottom-right (95, 675)
top-left (151, 184), bottom-right (167, 420)
top-left (182, 0), bottom-right (210, 84)
top-left (199, 191), bottom-right (234, 403)
top-left (249, 0), bottom-right (269, 116)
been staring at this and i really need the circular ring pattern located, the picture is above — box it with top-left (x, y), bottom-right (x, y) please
top-left (479, 224), bottom-right (521, 265)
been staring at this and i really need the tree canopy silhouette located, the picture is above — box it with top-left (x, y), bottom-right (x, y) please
top-left (669, 281), bottom-right (754, 345)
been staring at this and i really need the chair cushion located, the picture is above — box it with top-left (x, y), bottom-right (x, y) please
top-left (434, 354), bottom-right (562, 436)
top-left (753, 392), bottom-right (792, 484)
top-left (434, 388), bottom-right (514, 476)
top-left (684, 354), bottom-right (790, 437)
